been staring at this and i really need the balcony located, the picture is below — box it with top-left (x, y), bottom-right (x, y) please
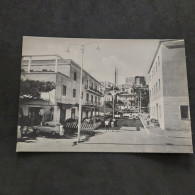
top-left (85, 100), bottom-right (101, 106)
top-left (85, 86), bottom-right (104, 96)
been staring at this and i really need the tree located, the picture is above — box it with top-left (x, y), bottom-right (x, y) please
top-left (20, 79), bottom-right (56, 98)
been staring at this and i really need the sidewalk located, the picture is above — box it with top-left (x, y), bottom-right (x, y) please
top-left (139, 116), bottom-right (192, 138)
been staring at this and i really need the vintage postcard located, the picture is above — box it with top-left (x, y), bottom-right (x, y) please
top-left (16, 37), bottom-right (193, 153)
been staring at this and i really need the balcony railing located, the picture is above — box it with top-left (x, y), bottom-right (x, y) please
top-left (85, 86), bottom-right (104, 96)
top-left (85, 100), bottom-right (101, 106)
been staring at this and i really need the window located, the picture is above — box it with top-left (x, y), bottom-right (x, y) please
top-left (86, 79), bottom-right (88, 88)
top-left (74, 72), bottom-right (77, 81)
top-left (159, 79), bottom-right (160, 91)
top-left (154, 85), bottom-right (155, 94)
top-left (86, 93), bottom-right (89, 102)
top-left (158, 56), bottom-right (160, 66)
top-left (156, 83), bottom-right (158, 93)
top-left (73, 89), bottom-right (76, 97)
top-left (82, 92), bottom-right (83, 99)
top-left (91, 95), bottom-right (93, 103)
top-left (62, 85), bottom-right (66, 96)
top-left (156, 62), bottom-right (157, 72)
top-left (149, 90), bottom-right (151, 97)
top-left (82, 77), bottom-right (84, 84)
top-left (95, 96), bottom-right (97, 104)
top-left (180, 105), bottom-right (189, 119)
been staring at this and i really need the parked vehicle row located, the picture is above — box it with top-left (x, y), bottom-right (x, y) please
top-left (21, 121), bottom-right (64, 137)
top-left (20, 111), bottom-right (141, 138)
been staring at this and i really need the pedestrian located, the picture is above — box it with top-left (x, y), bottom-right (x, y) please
top-left (146, 117), bottom-right (150, 126)
top-left (105, 120), bottom-right (109, 131)
top-left (133, 115), bottom-right (136, 123)
top-left (113, 118), bottom-right (116, 124)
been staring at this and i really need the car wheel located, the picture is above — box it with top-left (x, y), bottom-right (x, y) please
top-left (51, 131), bottom-right (56, 136)
top-left (35, 129), bottom-right (40, 135)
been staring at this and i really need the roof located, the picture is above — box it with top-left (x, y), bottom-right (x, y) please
top-left (22, 54), bottom-right (103, 86)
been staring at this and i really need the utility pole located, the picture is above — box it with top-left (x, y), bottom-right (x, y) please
top-left (77, 45), bottom-right (84, 144)
top-left (113, 85), bottom-right (115, 119)
top-left (139, 92), bottom-right (141, 114)
top-left (66, 42), bottom-right (100, 144)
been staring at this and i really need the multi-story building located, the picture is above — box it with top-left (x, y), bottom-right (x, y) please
top-left (20, 55), bottom-right (104, 124)
top-left (134, 76), bottom-right (146, 87)
top-left (125, 77), bottom-right (135, 86)
top-left (100, 81), bottom-right (114, 90)
top-left (148, 40), bottom-right (191, 131)
top-left (117, 93), bottom-right (136, 111)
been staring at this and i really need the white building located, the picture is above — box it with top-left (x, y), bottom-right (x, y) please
top-left (20, 55), bottom-right (104, 124)
top-left (148, 40), bottom-right (191, 131)
top-left (100, 81), bottom-right (114, 89)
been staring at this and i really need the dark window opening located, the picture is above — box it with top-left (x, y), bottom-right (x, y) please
top-left (180, 105), bottom-right (189, 119)
top-left (74, 72), bottom-right (77, 81)
top-left (62, 85), bottom-right (66, 96)
top-left (73, 89), bottom-right (76, 97)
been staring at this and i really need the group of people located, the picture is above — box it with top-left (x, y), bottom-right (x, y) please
top-left (104, 118), bottom-right (116, 131)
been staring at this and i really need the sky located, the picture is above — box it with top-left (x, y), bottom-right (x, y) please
top-left (22, 36), bottom-right (159, 84)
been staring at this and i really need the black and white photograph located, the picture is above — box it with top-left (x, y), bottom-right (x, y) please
top-left (16, 37), bottom-right (193, 153)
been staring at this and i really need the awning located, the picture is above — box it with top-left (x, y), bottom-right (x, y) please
top-left (57, 103), bottom-right (79, 110)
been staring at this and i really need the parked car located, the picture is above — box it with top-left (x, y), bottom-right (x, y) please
top-left (123, 113), bottom-right (131, 118)
top-left (65, 118), bottom-right (78, 123)
top-left (21, 126), bottom-right (34, 136)
top-left (33, 121), bottom-right (64, 136)
top-left (114, 114), bottom-right (121, 119)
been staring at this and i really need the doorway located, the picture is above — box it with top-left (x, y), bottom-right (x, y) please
top-left (60, 108), bottom-right (66, 124)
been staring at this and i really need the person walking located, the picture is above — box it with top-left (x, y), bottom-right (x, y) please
top-left (146, 116), bottom-right (150, 126)
top-left (113, 118), bottom-right (116, 125)
top-left (105, 120), bottom-right (109, 131)
top-left (133, 115), bottom-right (136, 123)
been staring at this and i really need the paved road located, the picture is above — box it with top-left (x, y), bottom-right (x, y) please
top-left (16, 118), bottom-right (193, 153)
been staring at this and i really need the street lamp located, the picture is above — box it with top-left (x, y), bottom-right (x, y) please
top-left (66, 41), bottom-right (100, 144)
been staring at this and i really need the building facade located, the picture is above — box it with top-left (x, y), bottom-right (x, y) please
top-left (20, 55), bottom-right (104, 124)
top-left (100, 81), bottom-right (114, 90)
top-left (134, 76), bottom-right (146, 87)
top-left (148, 40), bottom-right (191, 131)
top-left (117, 93), bottom-right (136, 111)
top-left (125, 77), bottom-right (135, 86)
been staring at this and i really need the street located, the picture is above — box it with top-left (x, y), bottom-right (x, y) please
top-left (17, 118), bottom-right (193, 153)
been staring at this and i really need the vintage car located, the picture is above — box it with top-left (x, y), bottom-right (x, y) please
top-left (33, 121), bottom-right (64, 136)
top-left (123, 113), bottom-right (132, 118)
top-left (21, 126), bottom-right (35, 136)
top-left (123, 112), bottom-right (139, 119)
